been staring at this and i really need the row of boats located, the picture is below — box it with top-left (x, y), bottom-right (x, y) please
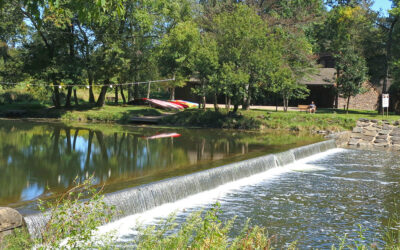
top-left (139, 98), bottom-right (198, 110)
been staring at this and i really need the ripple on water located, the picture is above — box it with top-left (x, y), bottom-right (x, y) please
top-left (99, 148), bottom-right (400, 248)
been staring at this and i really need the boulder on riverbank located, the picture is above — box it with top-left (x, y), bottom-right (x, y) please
top-left (0, 207), bottom-right (24, 244)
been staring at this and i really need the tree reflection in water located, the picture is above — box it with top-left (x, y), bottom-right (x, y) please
top-left (0, 120), bottom-right (322, 207)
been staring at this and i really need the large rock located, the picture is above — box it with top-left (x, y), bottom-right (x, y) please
top-left (361, 135), bottom-right (375, 142)
top-left (382, 124), bottom-right (392, 130)
top-left (365, 126), bottom-right (378, 131)
top-left (376, 135), bottom-right (388, 140)
top-left (379, 130), bottom-right (391, 135)
top-left (356, 121), bottom-right (369, 127)
top-left (374, 139), bottom-right (387, 144)
top-left (348, 138), bottom-right (360, 145)
top-left (374, 142), bottom-right (388, 147)
top-left (363, 130), bottom-right (377, 137)
top-left (350, 133), bottom-right (362, 139)
top-left (392, 127), bottom-right (400, 132)
top-left (390, 131), bottom-right (400, 137)
top-left (0, 207), bottom-right (24, 243)
top-left (358, 118), bottom-right (370, 123)
top-left (352, 127), bottom-right (363, 133)
top-left (391, 136), bottom-right (400, 143)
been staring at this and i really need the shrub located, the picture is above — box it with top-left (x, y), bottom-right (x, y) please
top-left (134, 203), bottom-right (276, 249)
top-left (3, 177), bottom-right (116, 249)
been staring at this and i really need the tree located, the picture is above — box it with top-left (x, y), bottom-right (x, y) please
top-left (159, 21), bottom-right (199, 100)
top-left (0, 1), bottom-right (27, 86)
top-left (335, 47), bottom-right (368, 112)
top-left (211, 5), bottom-right (268, 112)
top-left (191, 34), bottom-right (219, 109)
top-left (312, 4), bottom-right (376, 108)
top-left (387, 0), bottom-right (400, 113)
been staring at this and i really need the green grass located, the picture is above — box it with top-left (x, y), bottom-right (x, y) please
top-left (1, 90), bottom-right (400, 131)
top-left (59, 104), bottom-right (164, 122)
top-left (0, 103), bottom-right (164, 122)
top-left (161, 108), bottom-right (400, 131)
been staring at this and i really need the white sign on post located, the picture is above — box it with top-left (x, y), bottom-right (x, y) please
top-left (382, 94), bottom-right (389, 108)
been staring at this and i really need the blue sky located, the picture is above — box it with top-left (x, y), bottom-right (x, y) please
top-left (371, 0), bottom-right (392, 15)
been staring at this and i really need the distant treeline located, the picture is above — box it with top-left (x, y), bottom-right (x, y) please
top-left (0, 0), bottom-right (400, 112)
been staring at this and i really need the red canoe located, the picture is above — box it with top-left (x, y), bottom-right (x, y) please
top-left (169, 100), bottom-right (189, 108)
top-left (147, 99), bottom-right (184, 110)
top-left (147, 133), bottom-right (181, 139)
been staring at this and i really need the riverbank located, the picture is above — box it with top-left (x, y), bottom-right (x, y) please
top-left (1, 103), bottom-right (400, 132)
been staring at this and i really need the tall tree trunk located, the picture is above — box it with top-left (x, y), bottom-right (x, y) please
top-left (225, 96), bottom-right (231, 111)
top-left (84, 131), bottom-right (94, 169)
top-left (134, 69), bottom-right (139, 99)
top-left (282, 94), bottom-right (289, 112)
top-left (243, 94), bottom-right (251, 110)
top-left (128, 85), bottom-right (134, 101)
top-left (134, 84), bottom-right (139, 99)
top-left (335, 68), bottom-right (340, 109)
top-left (66, 128), bottom-right (72, 154)
top-left (201, 81), bottom-right (206, 109)
top-left (114, 85), bottom-right (119, 104)
top-left (65, 86), bottom-right (73, 108)
top-left (73, 89), bottom-right (78, 106)
top-left (52, 126), bottom-right (61, 160)
top-left (66, 22), bottom-right (75, 109)
top-left (242, 84), bottom-right (251, 110)
top-left (120, 85), bottom-right (126, 104)
top-left (383, 17), bottom-right (398, 94)
top-left (346, 96), bottom-right (351, 114)
top-left (213, 93), bottom-right (219, 111)
top-left (53, 84), bottom-right (61, 108)
top-left (232, 104), bottom-right (239, 113)
top-left (96, 82), bottom-right (108, 107)
top-left (73, 129), bottom-right (79, 150)
top-left (170, 87), bottom-right (175, 100)
top-left (88, 73), bottom-right (95, 103)
top-left (95, 131), bottom-right (108, 161)
top-left (147, 82), bottom-right (151, 99)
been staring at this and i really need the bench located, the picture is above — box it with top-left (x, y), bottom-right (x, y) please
top-left (298, 105), bottom-right (309, 112)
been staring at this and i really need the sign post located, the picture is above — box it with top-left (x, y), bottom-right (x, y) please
top-left (382, 94), bottom-right (389, 117)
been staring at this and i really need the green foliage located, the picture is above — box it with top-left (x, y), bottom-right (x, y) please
top-left (161, 109), bottom-right (262, 130)
top-left (135, 203), bottom-right (273, 249)
top-left (159, 20), bottom-right (200, 98)
top-left (335, 47), bottom-right (368, 111)
top-left (2, 176), bottom-right (115, 249)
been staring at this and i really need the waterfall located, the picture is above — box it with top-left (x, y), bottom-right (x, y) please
top-left (24, 140), bottom-right (336, 238)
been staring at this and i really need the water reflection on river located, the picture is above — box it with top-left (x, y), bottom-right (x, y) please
top-left (0, 119), bottom-right (322, 207)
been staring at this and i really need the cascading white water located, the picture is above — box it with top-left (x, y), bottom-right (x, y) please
top-left (24, 140), bottom-right (337, 238)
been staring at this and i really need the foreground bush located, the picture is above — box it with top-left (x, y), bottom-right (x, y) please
top-left (3, 177), bottom-right (115, 249)
top-left (134, 203), bottom-right (278, 250)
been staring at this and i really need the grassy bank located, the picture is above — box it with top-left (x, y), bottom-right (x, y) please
top-left (0, 103), bottom-right (164, 122)
top-left (1, 101), bottom-right (400, 131)
top-left (160, 108), bottom-right (400, 132)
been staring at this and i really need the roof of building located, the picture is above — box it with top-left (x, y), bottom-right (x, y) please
top-left (301, 68), bottom-right (336, 85)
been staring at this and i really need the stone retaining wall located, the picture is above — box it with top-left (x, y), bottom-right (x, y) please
top-left (348, 118), bottom-right (400, 150)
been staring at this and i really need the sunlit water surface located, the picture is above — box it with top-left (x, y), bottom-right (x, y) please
top-left (100, 149), bottom-right (400, 249)
top-left (0, 119), bottom-right (322, 209)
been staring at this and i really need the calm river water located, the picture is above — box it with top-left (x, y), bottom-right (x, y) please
top-left (0, 119), bottom-right (322, 208)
